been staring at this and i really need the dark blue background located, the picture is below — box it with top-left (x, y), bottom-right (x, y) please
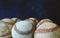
top-left (0, 0), bottom-right (60, 25)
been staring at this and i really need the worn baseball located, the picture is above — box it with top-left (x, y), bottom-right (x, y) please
top-left (34, 22), bottom-right (60, 38)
